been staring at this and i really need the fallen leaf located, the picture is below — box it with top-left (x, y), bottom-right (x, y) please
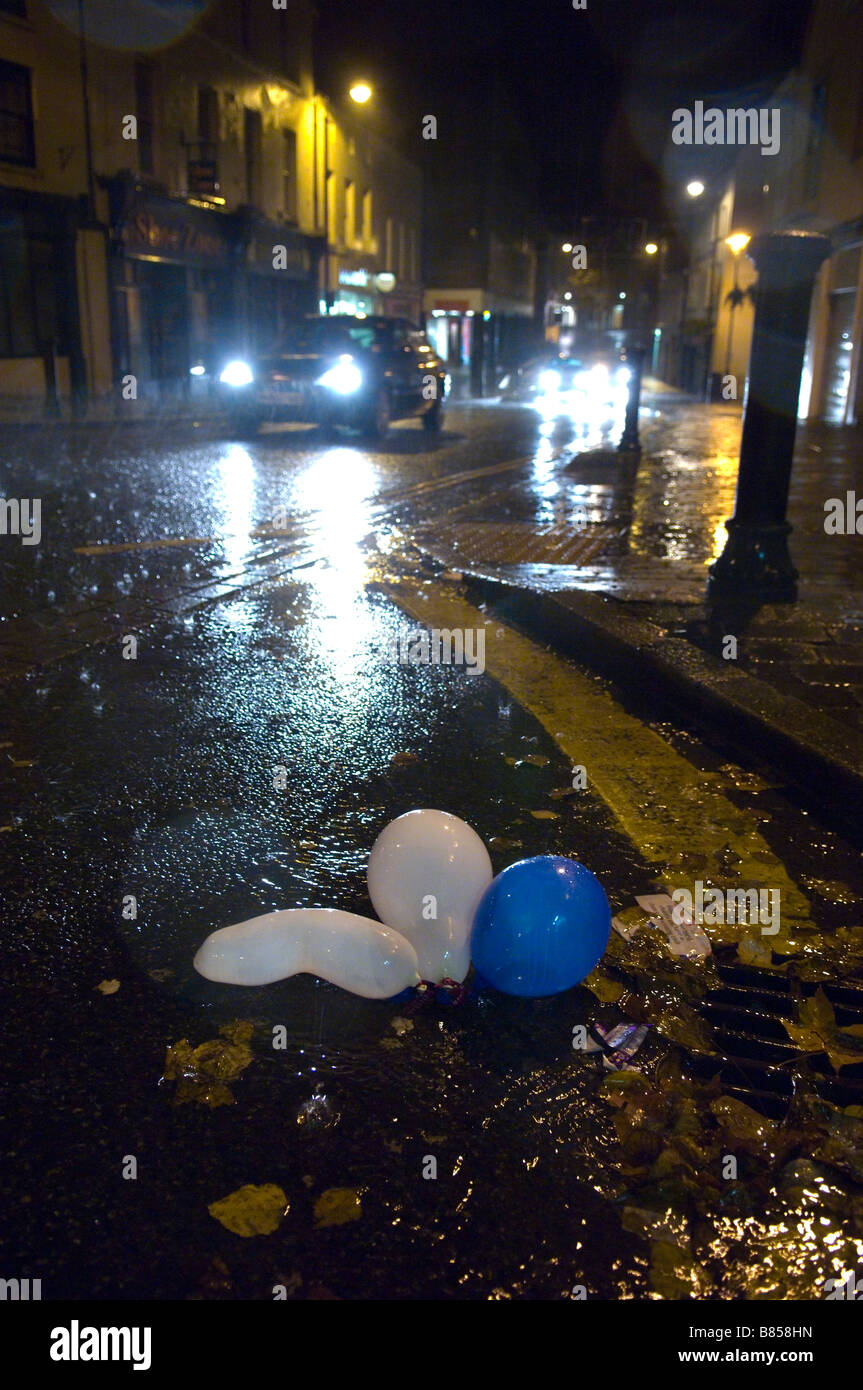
top-left (314, 1187), bottom-right (362, 1229)
top-left (96, 979), bottom-right (121, 995)
top-left (583, 969), bottom-right (624, 1003)
top-left (389, 751), bottom-right (420, 768)
top-left (162, 1027), bottom-right (254, 1106)
top-left (530, 810), bottom-right (559, 820)
top-left (737, 933), bottom-right (773, 968)
top-left (390, 1016), bottom-right (413, 1035)
top-left (208, 1183), bottom-right (288, 1237)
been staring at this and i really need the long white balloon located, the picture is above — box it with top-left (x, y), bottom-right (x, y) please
top-left (194, 907), bottom-right (421, 997)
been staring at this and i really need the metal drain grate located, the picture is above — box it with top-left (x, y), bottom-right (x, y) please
top-left (690, 965), bottom-right (863, 1119)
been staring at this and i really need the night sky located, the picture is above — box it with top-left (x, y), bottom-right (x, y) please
top-left (314, 0), bottom-right (814, 225)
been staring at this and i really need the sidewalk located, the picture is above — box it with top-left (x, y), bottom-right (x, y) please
top-left (420, 391), bottom-right (863, 819)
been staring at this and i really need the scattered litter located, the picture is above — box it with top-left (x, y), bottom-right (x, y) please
top-left (390, 1016), bottom-right (414, 1035)
top-left (611, 893), bottom-right (713, 958)
top-left (585, 1022), bottom-right (649, 1071)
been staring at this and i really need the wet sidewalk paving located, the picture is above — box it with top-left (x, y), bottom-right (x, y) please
top-left (416, 393), bottom-right (863, 786)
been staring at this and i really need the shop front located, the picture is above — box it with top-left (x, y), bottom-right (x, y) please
top-left (108, 177), bottom-right (236, 398)
top-left (328, 259), bottom-right (418, 321)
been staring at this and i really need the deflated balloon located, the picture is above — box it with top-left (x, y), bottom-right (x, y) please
top-left (194, 908), bottom-right (420, 998)
top-left (367, 809), bottom-right (493, 983)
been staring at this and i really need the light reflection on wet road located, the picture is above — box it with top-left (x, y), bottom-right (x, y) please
top-left (1, 395), bottom-right (862, 1299)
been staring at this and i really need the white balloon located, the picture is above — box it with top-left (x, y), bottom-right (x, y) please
top-left (367, 809), bottom-right (493, 983)
top-left (193, 907), bottom-right (420, 998)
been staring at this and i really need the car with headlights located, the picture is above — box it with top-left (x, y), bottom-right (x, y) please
top-left (497, 350), bottom-right (631, 409)
top-left (217, 316), bottom-right (448, 439)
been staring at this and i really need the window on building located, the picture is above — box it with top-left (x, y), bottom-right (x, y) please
top-left (0, 234), bottom-right (57, 357)
top-left (326, 172), bottom-right (337, 246)
top-left (0, 59), bottom-right (34, 166)
top-left (244, 107), bottom-right (262, 206)
top-left (361, 189), bottom-right (372, 248)
top-left (385, 216), bottom-right (393, 270)
top-left (344, 181), bottom-right (355, 247)
top-left (135, 61), bottom-right (154, 175)
top-left (197, 85), bottom-right (218, 149)
top-left (283, 128), bottom-right (297, 222)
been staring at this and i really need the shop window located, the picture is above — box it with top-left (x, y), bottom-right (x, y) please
top-left (135, 61), bottom-right (154, 176)
top-left (244, 107), bottom-right (262, 206)
top-left (0, 59), bottom-right (34, 167)
top-left (283, 128), bottom-right (297, 222)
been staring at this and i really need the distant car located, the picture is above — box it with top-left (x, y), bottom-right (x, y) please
top-left (217, 316), bottom-right (448, 439)
top-left (497, 350), bottom-right (630, 409)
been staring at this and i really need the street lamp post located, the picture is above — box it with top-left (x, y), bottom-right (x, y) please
top-left (723, 232), bottom-right (751, 378)
top-left (707, 230), bottom-right (830, 603)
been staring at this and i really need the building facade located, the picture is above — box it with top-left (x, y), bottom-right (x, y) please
top-left (655, 0), bottom-right (863, 423)
top-left (0, 0), bottom-right (423, 410)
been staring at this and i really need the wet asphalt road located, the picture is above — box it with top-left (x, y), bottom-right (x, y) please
top-left (2, 399), bottom-right (863, 1300)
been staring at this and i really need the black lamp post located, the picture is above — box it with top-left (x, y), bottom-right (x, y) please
top-left (707, 230), bottom-right (830, 603)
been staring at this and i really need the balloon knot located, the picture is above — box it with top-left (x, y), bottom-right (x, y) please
top-left (404, 978), bottom-right (470, 1013)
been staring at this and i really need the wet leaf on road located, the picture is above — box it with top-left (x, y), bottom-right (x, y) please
top-left (162, 1023), bottom-right (254, 1106)
top-left (649, 1240), bottom-right (712, 1298)
top-left (582, 969), bottom-right (624, 1003)
top-left (530, 809), bottom-right (558, 820)
top-left (782, 988), bottom-right (863, 1071)
top-left (208, 1183), bottom-right (288, 1237)
top-left (313, 1187), bottom-right (362, 1229)
top-left (95, 978), bottom-right (120, 994)
top-left (736, 933), bottom-right (774, 968)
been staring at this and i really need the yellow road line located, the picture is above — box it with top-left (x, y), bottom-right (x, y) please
top-left (381, 580), bottom-right (813, 939)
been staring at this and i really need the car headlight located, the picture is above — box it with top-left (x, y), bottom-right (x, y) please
top-left (498, 373), bottom-right (511, 390)
top-left (219, 360), bottom-right (254, 387)
top-left (189, 364), bottom-right (206, 377)
top-left (538, 368), bottom-right (562, 392)
top-left (316, 356), bottom-right (362, 394)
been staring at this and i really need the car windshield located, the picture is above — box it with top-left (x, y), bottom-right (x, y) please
top-left (279, 319), bottom-right (381, 354)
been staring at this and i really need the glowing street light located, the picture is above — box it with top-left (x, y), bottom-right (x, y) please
top-left (349, 82), bottom-right (372, 103)
top-left (686, 180), bottom-right (705, 198)
top-left (644, 242), bottom-right (658, 255)
top-left (562, 242), bottom-right (572, 253)
top-left (726, 231), bottom-right (751, 256)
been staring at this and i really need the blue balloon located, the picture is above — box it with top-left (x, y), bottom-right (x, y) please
top-left (470, 856), bottom-right (611, 997)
